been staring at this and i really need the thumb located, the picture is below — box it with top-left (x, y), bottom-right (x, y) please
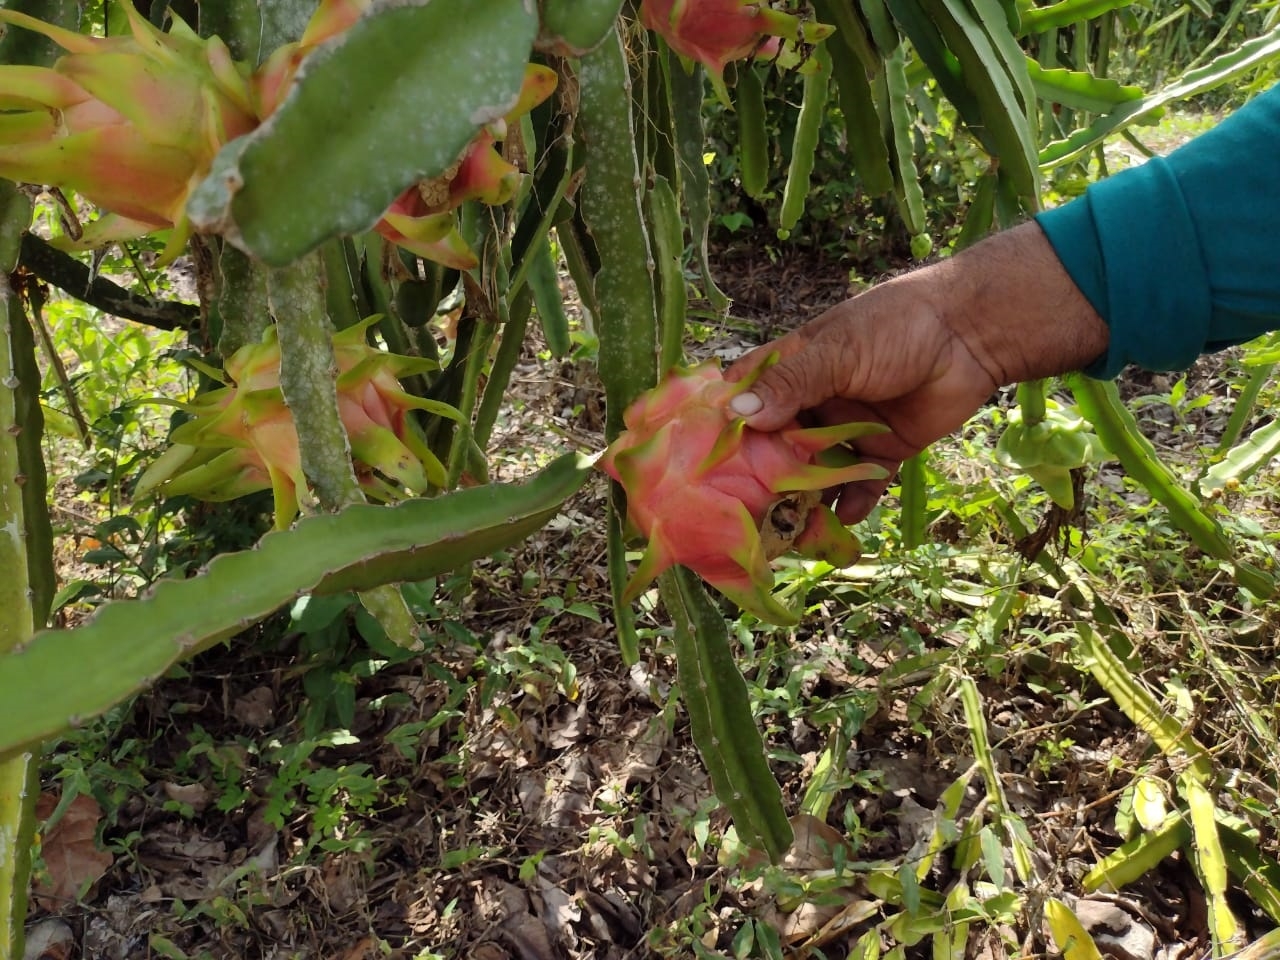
top-left (728, 345), bottom-right (847, 431)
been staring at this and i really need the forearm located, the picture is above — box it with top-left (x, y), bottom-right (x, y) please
top-left (924, 220), bottom-right (1110, 386)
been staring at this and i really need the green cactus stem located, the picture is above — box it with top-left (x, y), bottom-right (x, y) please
top-left (475, 286), bottom-right (533, 449)
top-left (270, 255), bottom-right (359, 511)
top-left (188, 0), bottom-right (539, 264)
top-left (1069, 375), bottom-right (1274, 598)
top-left (577, 25), bottom-right (659, 667)
top-left (0, 452), bottom-right (595, 763)
top-left (577, 25), bottom-right (659, 438)
top-left (0, 0), bottom-right (78, 67)
top-left (198, 0), bottom-right (313, 64)
top-left (1, 11), bottom-right (72, 948)
top-left (1016, 378), bottom-right (1048, 427)
top-left (664, 52), bottom-right (729, 314)
top-left (216, 243), bottom-right (271, 357)
top-left (659, 568), bottom-right (794, 862)
top-left (537, 0), bottom-right (624, 56)
top-left (269, 254), bottom-right (421, 648)
top-left (0, 181), bottom-right (44, 960)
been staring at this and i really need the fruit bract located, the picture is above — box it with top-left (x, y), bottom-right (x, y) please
top-left (0, 5), bottom-right (257, 257)
top-left (374, 63), bottom-right (558, 268)
top-left (600, 361), bottom-right (887, 624)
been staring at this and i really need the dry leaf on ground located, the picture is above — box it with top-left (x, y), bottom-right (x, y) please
top-left (32, 792), bottom-right (114, 911)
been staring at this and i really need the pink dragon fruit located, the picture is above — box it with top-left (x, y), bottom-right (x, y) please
top-left (375, 64), bottom-right (558, 268)
top-left (600, 361), bottom-right (887, 624)
top-left (639, 0), bottom-right (833, 80)
top-left (0, 0), bottom-right (551, 268)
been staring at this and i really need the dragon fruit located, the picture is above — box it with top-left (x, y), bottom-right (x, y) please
top-left (600, 361), bottom-right (887, 624)
top-left (137, 318), bottom-right (460, 528)
top-left (0, 0), bottom-right (552, 268)
top-left (0, 4), bottom-right (257, 258)
top-left (639, 0), bottom-right (833, 80)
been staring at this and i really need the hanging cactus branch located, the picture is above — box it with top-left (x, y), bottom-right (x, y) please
top-left (0, 452), bottom-right (594, 763)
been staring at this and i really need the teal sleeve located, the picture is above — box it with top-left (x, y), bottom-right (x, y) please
top-left (1035, 84), bottom-right (1280, 379)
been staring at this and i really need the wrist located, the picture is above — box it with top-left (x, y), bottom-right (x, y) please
top-left (929, 221), bottom-right (1110, 386)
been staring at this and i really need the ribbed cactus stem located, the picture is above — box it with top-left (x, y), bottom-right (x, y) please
top-left (270, 255), bottom-right (360, 512)
top-left (216, 244), bottom-right (271, 358)
top-left (0, 186), bottom-right (39, 960)
top-left (197, 0), bottom-right (312, 64)
top-left (268, 255), bottom-right (420, 648)
top-left (0, 750), bottom-right (36, 960)
top-left (1, 13), bottom-right (74, 949)
top-left (577, 26), bottom-right (658, 439)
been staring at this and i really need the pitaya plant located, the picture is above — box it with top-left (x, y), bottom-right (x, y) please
top-left (638, 0), bottom-right (833, 88)
top-left (251, 0), bottom-right (372, 118)
top-left (137, 317), bottom-right (461, 528)
top-left (0, 0), bottom-right (554, 271)
top-left (0, 4), bottom-right (258, 258)
top-left (600, 361), bottom-right (887, 624)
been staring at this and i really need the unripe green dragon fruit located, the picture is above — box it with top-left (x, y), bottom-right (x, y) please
top-left (639, 0), bottom-right (833, 82)
top-left (0, 4), bottom-right (257, 259)
top-left (600, 361), bottom-right (887, 624)
top-left (137, 317), bottom-right (461, 528)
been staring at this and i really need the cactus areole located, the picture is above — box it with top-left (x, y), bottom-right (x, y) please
top-left (599, 361), bottom-right (887, 624)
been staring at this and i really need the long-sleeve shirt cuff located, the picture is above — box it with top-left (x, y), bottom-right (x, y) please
top-left (1034, 84), bottom-right (1280, 380)
top-left (1037, 160), bottom-right (1210, 378)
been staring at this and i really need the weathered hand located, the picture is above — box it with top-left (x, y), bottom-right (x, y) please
top-left (725, 278), bottom-right (998, 521)
top-left (724, 222), bottom-right (1109, 523)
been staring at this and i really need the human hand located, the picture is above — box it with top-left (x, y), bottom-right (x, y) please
top-left (724, 275), bottom-right (999, 522)
top-left (724, 223), bottom-right (1109, 523)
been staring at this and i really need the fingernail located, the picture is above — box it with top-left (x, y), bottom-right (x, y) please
top-left (730, 391), bottom-right (763, 417)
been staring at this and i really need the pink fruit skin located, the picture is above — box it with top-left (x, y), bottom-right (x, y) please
top-left (599, 362), bottom-right (885, 623)
top-left (640, 0), bottom-right (772, 75)
top-left (162, 320), bottom-right (454, 527)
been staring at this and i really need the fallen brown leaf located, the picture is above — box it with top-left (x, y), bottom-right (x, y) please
top-left (32, 792), bottom-right (114, 911)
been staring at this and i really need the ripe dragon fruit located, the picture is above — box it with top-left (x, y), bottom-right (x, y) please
top-left (136, 317), bottom-right (460, 529)
top-left (639, 0), bottom-right (833, 81)
top-left (600, 361), bottom-right (887, 624)
top-left (0, 0), bottom-right (552, 269)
